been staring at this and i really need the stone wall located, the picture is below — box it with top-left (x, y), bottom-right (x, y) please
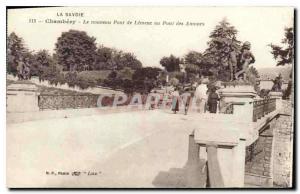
top-left (38, 94), bottom-right (150, 110)
top-left (245, 100), bottom-right (293, 187)
top-left (272, 100), bottom-right (293, 187)
top-left (245, 124), bottom-right (274, 187)
top-left (38, 95), bottom-right (99, 110)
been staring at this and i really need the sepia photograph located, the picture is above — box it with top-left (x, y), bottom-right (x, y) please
top-left (6, 6), bottom-right (294, 188)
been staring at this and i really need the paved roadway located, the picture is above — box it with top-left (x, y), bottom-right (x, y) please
top-left (7, 109), bottom-right (207, 188)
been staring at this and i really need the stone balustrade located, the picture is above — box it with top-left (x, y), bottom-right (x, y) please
top-left (188, 85), bottom-right (284, 188)
top-left (253, 98), bottom-right (276, 122)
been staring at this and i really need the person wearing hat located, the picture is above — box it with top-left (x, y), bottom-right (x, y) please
top-left (207, 86), bottom-right (220, 113)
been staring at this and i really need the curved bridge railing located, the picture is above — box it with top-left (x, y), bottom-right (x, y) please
top-left (253, 98), bottom-right (276, 122)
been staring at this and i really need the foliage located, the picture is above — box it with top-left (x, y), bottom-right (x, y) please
top-left (7, 31), bottom-right (146, 92)
top-left (184, 51), bottom-right (202, 65)
top-left (131, 67), bottom-right (162, 93)
top-left (108, 70), bottom-right (117, 79)
top-left (269, 27), bottom-right (294, 66)
top-left (103, 77), bottom-right (124, 90)
top-left (169, 77), bottom-right (179, 86)
top-left (185, 64), bottom-right (200, 75)
top-left (184, 64), bottom-right (200, 83)
top-left (94, 46), bottom-right (114, 70)
top-left (122, 79), bottom-right (135, 94)
top-left (31, 50), bottom-right (58, 80)
top-left (202, 19), bottom-right (242, 81)
top-left (7, 32), bottom-right (31, 75)
top-left (246, 66), bottom-right (260, 91)
top-left (76, 73), bottom-right (97, 89)
top-left (117, 67), bottom-right (134, 80)
top-left (94, 46), bottom-right (142, 70)
top-left (64, 71), bottom-right (78, 88)
top-left (132, 67), bottom-right (161, 80)
top-left (116, 52), bottom-right (142, 70)
top-left (171, 71), bottom-right (185, 84)
top-left (259, 89), bottom-right (270, 98)
top-left (77, 70), bottom-right (111, 81)
top-left (269, 27), bottom-right (293, 99)
top-left (55, 30), bottom-right (97, 71)
top-left (160, 54), bottom-right (181, 72)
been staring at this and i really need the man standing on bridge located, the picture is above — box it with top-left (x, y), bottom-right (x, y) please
top-left (207, 86), bottom-right (220, 113)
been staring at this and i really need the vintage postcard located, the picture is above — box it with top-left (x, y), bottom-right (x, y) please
top-left (6, 6), bottom-right (294, 188)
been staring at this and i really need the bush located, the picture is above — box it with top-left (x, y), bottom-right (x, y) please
top-left (122, 79), bottom-right (134, 94)
top-left (65, 71), bottom-right (78, 88)
top-left (76, 74), bottom-right (97, 89)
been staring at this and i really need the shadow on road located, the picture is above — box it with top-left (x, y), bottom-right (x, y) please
top-left (152, 159), bottom-right (207, 188)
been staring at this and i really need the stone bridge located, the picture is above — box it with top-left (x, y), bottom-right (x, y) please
top-left (6, 83), bottom-right (293, 188)
top-left (188, 86), bottom-right (293, 188)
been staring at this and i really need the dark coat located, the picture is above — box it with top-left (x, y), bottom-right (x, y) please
top-left (208, 92), bottom-right (219, 113)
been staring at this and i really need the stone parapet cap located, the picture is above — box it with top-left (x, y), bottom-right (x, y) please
top-left (269, 91), bottom-right (283, 97)
top-left (7, 83), bottom-right (38, 92)
top-left (219, 85), bottom-right (257, 98)
top-left (194, 127), bottom-right (240, 147)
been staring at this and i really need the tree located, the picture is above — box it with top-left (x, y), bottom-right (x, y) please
top-left (184, 64), bottom-right (200, 83)
top-left (246, 66), bottom-right (260, 91)
top-left (202, 19), bottom-right (242, 81)
top-left (64, 71), bottom-right (78, 88)
top-left (55, 30), bottom-right (97, 71)
top-left (108, 70), bottom-right (117, 79)
top-left (160, 55), bottom-right (180, 72)
top-left (111, 51), bottom-right (142, 70)
top-left (184, 51), bottom-right (202, 65)
top-left (7, 32), bottom-right (29, 75)
top-left (269, 27), bottom-right (294, 99)
top-left (269, 27), bottom-right (294, 66)
top-left (118, 67), bottom-right (134, 80)
top-left (31, 50), bottom-right (57, 79)
top-left (119, 52), bottom-right (142, 70)
top-left (122, 79), bottom-right (134, 94)
top-left (132, 67), bottom-right (161, 81)
top-left (94, 46), bottom-right (113, 70)
top-left (132, 67), bottom-right (161, 93)
top-left (185, 64), bottom-right (200, 75)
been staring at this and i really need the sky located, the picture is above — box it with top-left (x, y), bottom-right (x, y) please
top-left (7, 7), bottom-right (294, 69)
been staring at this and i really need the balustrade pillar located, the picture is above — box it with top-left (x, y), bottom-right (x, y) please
top-left (194, 126), bottom-right (246, 187)
top-left (7, 82), bottom-right (40, 113)
top-left (269, 92), bottom-right (283, 111)
top-left (218, 85), bottom-right (257, 122)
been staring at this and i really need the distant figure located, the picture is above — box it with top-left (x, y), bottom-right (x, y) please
top-left (194, 81), bottom-right (208, 113)
top-left (271, 73), bottom-right (283, 92)
top-left (183, 85), bottom-right (195, 115)
top-left (171, 87), bottom-right (180, 114)
top-left (83, 64), bottom-right (89, 71)
top-left (207, 87), bottom-right (220, 113)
